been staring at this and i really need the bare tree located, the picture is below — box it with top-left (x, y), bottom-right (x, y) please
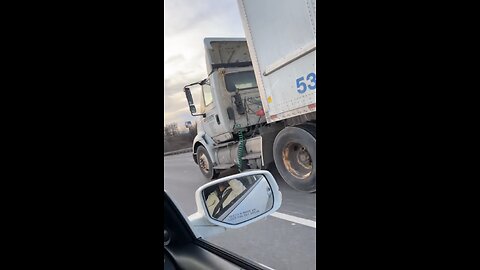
top-left (163, 122), bottom-right (197, 153)
top-left (164, 123), bottom-right (179, 137)
top-left (188, 122), bottom-right (197, 140)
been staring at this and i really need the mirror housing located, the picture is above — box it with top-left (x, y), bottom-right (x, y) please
top-left (188, 170), bottom-right (282, 235)
top-left (184, 87), bottom-right (196, 114)
top-left (184, 87), bottom-right (205, 117)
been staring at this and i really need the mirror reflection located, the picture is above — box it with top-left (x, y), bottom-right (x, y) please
top-left (202, 174), bottom-right (274, 225)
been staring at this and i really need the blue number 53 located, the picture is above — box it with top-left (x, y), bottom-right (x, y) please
top-left (296, 77), bottom-right (307, 93)
top-left (297, 72), bottom-right (316, 94)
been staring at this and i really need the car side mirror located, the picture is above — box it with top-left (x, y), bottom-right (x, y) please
top-left (189, 170), bottom-right (282, 230)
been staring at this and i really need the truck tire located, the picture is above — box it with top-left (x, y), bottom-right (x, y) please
top-left (273, 125), bottom-right (316, 192)
top-left (196, 146), bottom-right (220, 180)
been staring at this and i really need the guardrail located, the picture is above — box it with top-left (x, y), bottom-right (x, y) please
top-left (164, 148), bottom-right (193, 156)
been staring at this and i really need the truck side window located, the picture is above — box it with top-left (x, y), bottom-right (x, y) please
top-left (202, 83), bottom-right (213, 106)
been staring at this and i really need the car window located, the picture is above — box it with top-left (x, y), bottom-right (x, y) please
top-left (164, 164), bottom-right (316, 270)
top-left (164, 0), bottom-right (316, 269)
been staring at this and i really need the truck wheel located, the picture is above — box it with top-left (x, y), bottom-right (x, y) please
top-left (273, 125), bottom-right (316, 192)
top-left (196, 146), bottom-right (220, 180)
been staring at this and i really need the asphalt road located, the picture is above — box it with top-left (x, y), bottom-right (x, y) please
top-left (164, 153), bottom-right (316, 270)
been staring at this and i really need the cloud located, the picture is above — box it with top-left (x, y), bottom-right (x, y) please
top-left (165, 54), bottom-right (186, 66)
top-left (163, 77), bottom-right (204, 129)
top-left (164, 0), bottom-right (246, 125)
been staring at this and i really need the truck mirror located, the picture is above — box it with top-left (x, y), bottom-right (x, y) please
top-left (184, 87), bottom-right (197, 115)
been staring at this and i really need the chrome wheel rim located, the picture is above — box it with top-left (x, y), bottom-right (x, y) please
top-left (281, 142), bottom-right (312, 180)
top-left (199, 153), bottom-right (210, 173)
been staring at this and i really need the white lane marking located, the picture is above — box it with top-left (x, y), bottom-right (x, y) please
top-left (270, 212), bottom-right (316, 229)
top-left (258, 262), bottom-right (276, 270)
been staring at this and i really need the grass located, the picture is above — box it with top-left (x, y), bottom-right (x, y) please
top-left (164, 133), bottom-right (194, 153)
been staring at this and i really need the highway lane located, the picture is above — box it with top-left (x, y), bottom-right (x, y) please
top-left (164, 153), bottom-right (316, 270)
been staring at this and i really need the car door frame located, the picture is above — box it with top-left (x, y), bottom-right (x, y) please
top-left (164, 191), bottom-right (267, 270)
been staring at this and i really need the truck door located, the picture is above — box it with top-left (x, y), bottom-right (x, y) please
top-left (201, 79), bottom-right (234, 143)
top-left (201, 81), bottom-right (215, 128)
top-left (201, 82), bottom-right (221, 141)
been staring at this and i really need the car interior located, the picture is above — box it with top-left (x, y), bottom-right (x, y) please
top-left (163, 191), bottom-right (265, 270)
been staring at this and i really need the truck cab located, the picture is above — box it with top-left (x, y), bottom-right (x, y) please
top-left (185, 38), bottom-right (269, 179)
top-left (193, 38), bottom-right (266, 144)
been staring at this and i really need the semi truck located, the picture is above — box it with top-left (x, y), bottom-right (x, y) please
top-left (183, 0), bottom-right (316, 192)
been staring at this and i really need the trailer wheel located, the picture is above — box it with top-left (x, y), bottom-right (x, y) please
top-left (196, 146), bottom-right (220, 180)
top-left (273, 125), bottom-right (316, 192)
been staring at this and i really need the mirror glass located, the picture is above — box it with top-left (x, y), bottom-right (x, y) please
top-left (189, 104), bottom-right (197, 113)
top-left (202, 174), bottom-right (274, 225)
top-left (184, 88), bottom-right (195, 111)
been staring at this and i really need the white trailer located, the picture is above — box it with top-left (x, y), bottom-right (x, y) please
top-left (238, 0), bottom-right (317, 123)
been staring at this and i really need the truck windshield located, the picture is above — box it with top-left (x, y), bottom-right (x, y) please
top-left (225, 71), bottom-right (257, 92)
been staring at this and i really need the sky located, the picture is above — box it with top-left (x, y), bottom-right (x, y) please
top-left (164, 0), bottom-right (246, 129)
